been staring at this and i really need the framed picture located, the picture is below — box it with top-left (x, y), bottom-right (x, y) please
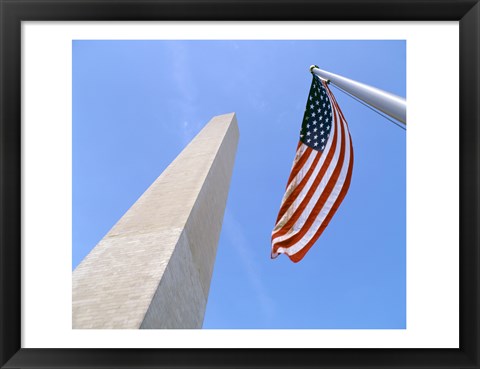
top-left (1, 0), bottom-right (479, 368)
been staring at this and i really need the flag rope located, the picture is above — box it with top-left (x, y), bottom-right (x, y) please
top-left (329, 83), bottom-right (406, 131)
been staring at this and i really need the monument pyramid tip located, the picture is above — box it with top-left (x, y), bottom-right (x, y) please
top-left (215, 112), bottom-right (236, 119)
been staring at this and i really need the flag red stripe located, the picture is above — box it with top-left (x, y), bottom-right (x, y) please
top-left (327, 83), bottom-right (348, 123)
top-left (285, 145), bottom-right (313, 189)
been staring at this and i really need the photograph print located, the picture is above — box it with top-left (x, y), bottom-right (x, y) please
top-left (72, 40), bottom-right (406, 329)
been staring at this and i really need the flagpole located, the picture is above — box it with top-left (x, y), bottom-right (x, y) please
top-left (310, 66), bottom-right (406, 125)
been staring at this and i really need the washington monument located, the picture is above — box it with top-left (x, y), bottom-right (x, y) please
top-left (72, 113), bottom-right (239, 329)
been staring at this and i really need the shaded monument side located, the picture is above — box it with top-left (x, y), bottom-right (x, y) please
top-left (140, 114), bottom-right (239, 329)
top-left (72, 113), bottom-right (238, 329)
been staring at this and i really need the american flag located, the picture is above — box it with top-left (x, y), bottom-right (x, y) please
top-left (271, 75), bottom-right (354, 263)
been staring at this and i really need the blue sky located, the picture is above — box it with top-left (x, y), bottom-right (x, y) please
top-left (73, 40), bottom-right (406, 329)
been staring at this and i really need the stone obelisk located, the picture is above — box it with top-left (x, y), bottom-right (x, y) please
top-left (72, 113), bottom-right (239, 329)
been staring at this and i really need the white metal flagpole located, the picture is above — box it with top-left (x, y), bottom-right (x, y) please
top-left (310, 65), bottom-right (406, 125)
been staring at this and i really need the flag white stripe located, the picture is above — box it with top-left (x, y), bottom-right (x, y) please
top-left (292, 142), bottom-right (310, 165)
top-left (281, 149), bottom-right (318, 205)
top-left (272, 148), bottom-right (319, 233)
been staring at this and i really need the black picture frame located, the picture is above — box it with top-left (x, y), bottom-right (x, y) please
top-left (1, 1), bottom-right (479, 368)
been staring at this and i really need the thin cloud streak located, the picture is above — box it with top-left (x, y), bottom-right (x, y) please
top-left (165, 43), bottom-right (202, 145)
top-left (223, 210), bottom-right (275, 324)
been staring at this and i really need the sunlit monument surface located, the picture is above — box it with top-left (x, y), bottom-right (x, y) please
top-left (72, 113), bottom-right (239, 329)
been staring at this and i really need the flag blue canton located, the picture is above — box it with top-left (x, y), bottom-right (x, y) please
top-left (300, 76), bottom-right (333, 152)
